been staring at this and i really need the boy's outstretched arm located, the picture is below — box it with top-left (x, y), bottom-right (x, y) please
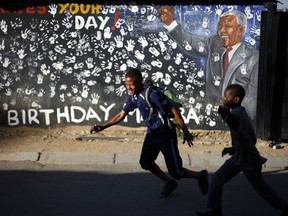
top-left (218, 105), bottom-right (240, 130)
top-left (90, 110), bottom-right (128, 133)
top-left (171, 107), bottom-right (193, 147)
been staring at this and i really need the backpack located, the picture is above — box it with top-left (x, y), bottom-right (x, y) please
top-left (144, 79), bottom-right (182, 110)
top-left (142, 80), bottom-right (183, 128)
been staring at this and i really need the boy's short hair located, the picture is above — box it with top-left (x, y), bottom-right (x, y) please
top-left (125, 68), bottom-right (143, 83)
top-left (226, 84), bottom-right (245, 102)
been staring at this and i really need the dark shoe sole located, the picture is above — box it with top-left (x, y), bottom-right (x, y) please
top-left (159, 181), bottom-right (178, 197)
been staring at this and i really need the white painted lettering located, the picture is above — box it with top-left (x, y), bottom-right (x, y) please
top-left (70, 106), bottom-right (86, 123)
top-left (86, 107), bottom-right (101, 122)
top-left (57, 106), bottom-right (70, 124)
top-left (182, 107), bottom-right (199, 124)
top-left (75, 16), bottom-right (85, 30)
top-left (8, 110), bottom-right (19, 126)
top-left (99, 103), bottom-right (115, 121)
top-left (39, 109), bottom-right (55, 126)
top-left (98, 16), bottom-right (110, 30)
top-left (21, 109), bottom-right (26, 125)
top-left (85, 16), bottom-right (98, 30)
top-left (28, 109), bottom-right (40, 124)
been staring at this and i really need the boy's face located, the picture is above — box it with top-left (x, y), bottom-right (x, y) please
top-left (125, 76), bottom-right (142, 96)
top-left (223, 89), bottom-right (238, 108)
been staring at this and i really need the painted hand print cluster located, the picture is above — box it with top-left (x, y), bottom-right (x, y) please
top-left (0, 3), bottom-right (265, 128)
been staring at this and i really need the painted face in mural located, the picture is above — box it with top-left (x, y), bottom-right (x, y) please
top-left (125, 76), bottom-right (142, 96)
top-left (218, 15), bottom-right (244, 47)
top-left (159, 6), bottom-right (174, 26)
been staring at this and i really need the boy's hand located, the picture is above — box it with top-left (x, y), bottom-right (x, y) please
top-left (221, 147), bottom-right (235, 157)
top-left (218, 105), bottom-right (230, 120)
top-left (90, 125), bottom-right (104, 134)
top-left (183, 131), bottom-right (194, 147)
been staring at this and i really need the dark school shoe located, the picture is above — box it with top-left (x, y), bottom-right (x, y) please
top-left (198, 170), bottom-right (209, 195)
top-left (196, 208), bottom-right (222, 216)
top-left (159, 180), bottom-right (178, 197)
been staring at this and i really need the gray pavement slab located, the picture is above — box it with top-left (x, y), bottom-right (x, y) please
top-left (1, 151), bottom-right (287, 172)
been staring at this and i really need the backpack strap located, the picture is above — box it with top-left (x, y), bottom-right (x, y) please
top-left (144, 87), bottom-right (154, 122)
top-left (144, 86), bottom-right (173, 129)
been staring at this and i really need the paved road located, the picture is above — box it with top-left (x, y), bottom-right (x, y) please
top-left (0, 161), bottom-right (287, 216)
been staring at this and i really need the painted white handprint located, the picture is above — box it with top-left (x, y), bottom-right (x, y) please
top-left (17, 49), bottom-right (27, 59)
top-left (250, 25), bottom-right (260, 37)
top-left (244, 6), bottom-right (253, 19)
top-left (91, 93), bottom-right (100, 104)
top-left (115, 19), bottom-right (125, 28)
top-left (163, 73), bottom-right (172, 85)
top-left (91, 66), bottom-right (102, 76)
top-left (174, 53), bottom-right (183, 65)
top-left (48, 4), bottom-right (58, 18)
top-left (140, 62), bottom-right (152, 71)
top-left (39, 20), bottom-right (49, 31)
top-left (215, 5), bottom-right (224, 16)
top-left (115, 85), bottom-right (126, 96)
top-left (151, 60), bottom-right (162, 68)
top-left (159, 32), bottom-right (169, 42)
top-left (158, 40), bottom-right (167, 52)
top-left (104, 85), bottom-right (115, 94)
top-left (245, 36), bottom-right (256, 46)
top-left (71, 85), bottom-right (78, 94)
top-left (104, 27), bottom-right (112, 39)
top-left (114, 35), bottom-right (124, 48)
top-left (81, 86), bottom-right (89, 98)
top-left (147, 7), bottom-right (158, 21)
top-left (2, 58), bottom-right (11, 68)
top-left (115, 63), bottom-right (127, 72)
top-left (0, 20), bottom-right (8, 34)
top-left (148, 47), bottom-right (160, 57)
top-left (138, 37), bottom-right (148, 50)
top-left (10, 18), bottom-right (22, 29)
top-left (21, 29), bottom-right (31, 39)
top-left (126, 59), bottom-right (138, 68)
top-left (40, 64), bottom-right (51, 75)
top-left (134, 50), bottom-right (145, 61)
top-left (85, 57), bottom-right (94, 69)
top-left (125, 39), bottom-right (135, 52)
top-left (173, 81), bottom-right (184, 91)
top-left (37, 74), bottom-right (44, 84)
top-left (151, 71), bottom-right (164, 82)
top-left (115, 75), bottom-right (121, 84)
top-left (167, 39), bottom-right (177, 49)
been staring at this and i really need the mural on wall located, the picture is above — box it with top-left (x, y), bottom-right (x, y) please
top-left (0, 3), bottom-right (265, 128)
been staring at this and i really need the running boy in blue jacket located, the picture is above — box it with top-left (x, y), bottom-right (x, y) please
top-left (90, 68), bottom-right (208, 197)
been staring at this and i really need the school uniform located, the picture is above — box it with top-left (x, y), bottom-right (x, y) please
top-left (207, 106), bottom-right (287, 211)
top-left (123, 86), bottom-right (186, 180)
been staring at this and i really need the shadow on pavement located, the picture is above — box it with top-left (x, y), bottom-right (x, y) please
top-left (0, 164), bottom-right (287, 216)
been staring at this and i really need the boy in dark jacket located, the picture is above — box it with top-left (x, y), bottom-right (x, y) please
top-left (197, 84), bottom-right (288, 216)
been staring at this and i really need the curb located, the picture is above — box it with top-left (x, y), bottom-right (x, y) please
top-left (1, 152), bottom-right (287, 171)
top-left (0, 152), bottom-right (40, 162)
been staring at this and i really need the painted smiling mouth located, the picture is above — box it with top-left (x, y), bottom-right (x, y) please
top-left (221, 35), bottom-right (229, 40)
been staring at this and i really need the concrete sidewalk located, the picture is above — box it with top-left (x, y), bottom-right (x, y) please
top-left (1, 126), bottom-right (287, 172)
top-left (0, 151), bottom-right (287, 172)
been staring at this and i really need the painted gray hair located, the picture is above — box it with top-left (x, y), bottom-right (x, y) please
top-left (221, 10), bottom-right (247, 33)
